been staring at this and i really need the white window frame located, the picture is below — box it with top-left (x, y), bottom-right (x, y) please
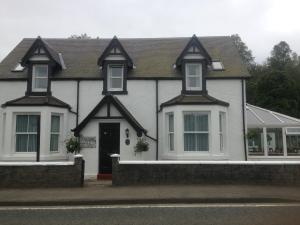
top-left (167, 113), bottom-right (174, 151)
top-left (15, 114), bottom-right (39, 153)
top-left (183, 111), bottom-right (209, 152)
top-left (50, 114), bottom-right (61, 153)
top-left (185, 63), bottom-right (202, 91)
top-left (219, 112), bottom-right (226, 152)
top-left (108, 64), bottom-right (124, 91)
top-left (32, 64), bottom-right (48, 92)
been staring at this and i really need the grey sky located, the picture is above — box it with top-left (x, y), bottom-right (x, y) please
top-left (1, 0), bottom-right (299, 63)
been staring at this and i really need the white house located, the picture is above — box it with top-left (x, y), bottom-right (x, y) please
top-left (0, 35), bottom-right (252, 178)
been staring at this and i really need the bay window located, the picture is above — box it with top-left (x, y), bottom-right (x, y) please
top-left (15, 115), bottom-right (39, 152)
top-left (108, 64), bottom-right (124, 91)
top-left (50, 115), bottom-right (61, 152)
top-left (167, 113), bottom-right (174, 151)
top-left (184, 112), bottom-right (209, 151)
top-left (185, 63), bottom-right (202, 91)
top-left (32, 64), bottom-right (48, 91)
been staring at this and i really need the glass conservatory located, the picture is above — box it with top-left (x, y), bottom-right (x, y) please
top-left (246, 104), bottom-right (300, 159)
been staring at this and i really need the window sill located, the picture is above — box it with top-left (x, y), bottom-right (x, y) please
top-left (181, 90), bottom-right (207, 95)
top-left (102, 90), bottom-right (128, 95)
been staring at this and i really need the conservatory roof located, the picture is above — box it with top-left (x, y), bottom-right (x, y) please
top-left (246, 104), bottom-right (300, 127)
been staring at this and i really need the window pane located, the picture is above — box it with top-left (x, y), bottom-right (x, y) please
top-left (287, 135), bottom-right (300, 156)
top-left (16, 134), bottom-right (28, 152)
top-left (34, 78), bottom-right (48, 89)
top-left (196, 133), bottom-right (209, 151)
top-left (168, 114), bottom-right (174, 132)
top-left (169, 133), bottom-right (174, 151)
top-left (28, 134), bottom-right (37, 152)
top-left (110, 66), bottom-right (123, 77)
top-left (184, 133), bottom-right (195, 151)
top-left (28, 115), bottom-right (38, 132)
top-left (51, 116), bottom-right (60, 132)
top-left (184, 114), bottom-right (194, 131)
top-left (195, 114), bottom-right (208, 131)
top-left (16, 115), bottom-right (28, 132)
top-left (247, 128), bottom-right (264, 156)
top-left (110, 77), bottom-right (122, 89)
top-left (50, 134), bottom-right (59, 152)
top-left (35, 66), bottom-right (48, 77)
top-left (187, 77), bottom-right (201, 88)
top-left (266, 128), bottom-right (283, 156)
top-left (187, 64), bottom-right (201, 75)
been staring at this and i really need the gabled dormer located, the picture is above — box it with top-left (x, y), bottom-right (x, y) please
top-left (21, 36), bottom-right (63, 96)
top-left (176, 35), bottom-right (212, 95)
top-left (98, 36), bottom-right (133, 95)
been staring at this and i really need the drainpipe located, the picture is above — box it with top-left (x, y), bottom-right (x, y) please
top-left (242, 79), bottom-right (247, 160)
top-left (156, 80), bottom-right (159, 160)
top-left (76, 80), bottom-right (80, 126)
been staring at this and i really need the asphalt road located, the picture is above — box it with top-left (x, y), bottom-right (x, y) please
top-left (0, 203), bottom-right (299, 225)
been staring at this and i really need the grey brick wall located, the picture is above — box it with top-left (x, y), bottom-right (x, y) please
top-left (0, 156), bottom-right (84, 188)
top-left (112, 158), bottom-right (300, 186)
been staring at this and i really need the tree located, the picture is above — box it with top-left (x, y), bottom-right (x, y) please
top-left (68, 33), bottom-right (91, 39)
top-left (267, 41), bottom-right (293, 70)
top-left (231, 34), bottom-right (255, 68)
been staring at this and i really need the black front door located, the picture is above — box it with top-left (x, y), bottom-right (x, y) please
top-left (99, 123), bottom-right (120, 174)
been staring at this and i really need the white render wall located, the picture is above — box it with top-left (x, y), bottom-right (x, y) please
top-left (207, 79), bottom-right (245, 160)
top-left (0, 78), bottom-right (246, 177)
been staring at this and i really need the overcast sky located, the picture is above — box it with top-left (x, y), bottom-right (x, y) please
top-left (1, 0), bottom-right (300, 63)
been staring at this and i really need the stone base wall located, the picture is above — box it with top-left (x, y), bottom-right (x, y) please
top-left (0, 156), bottom-right (85, 188)
top-left (112, 159), bottom-right (300, 186)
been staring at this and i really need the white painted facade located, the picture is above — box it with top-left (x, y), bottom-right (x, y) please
top-left (0, 78), bottom-right (247, 176)
top-left (0, 35), bottom-right (254, 178)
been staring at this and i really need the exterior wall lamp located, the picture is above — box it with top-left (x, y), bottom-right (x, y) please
top-left (125, 128), bottom-right (129, 138)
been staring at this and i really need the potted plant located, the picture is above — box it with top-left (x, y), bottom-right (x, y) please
top-left (134, 137), bottom-right (149, 154)
top-left (65, 135), bottom-right (81, 154)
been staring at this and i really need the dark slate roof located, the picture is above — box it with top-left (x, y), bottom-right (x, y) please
top-left (160, 94), bottom-right (230, 109)
top-left (0, 36), bottom-right (250, 80)
top-left (2, 95), bottom-right (71, 109)
top-left (73, 95), bottom-right (146, 137)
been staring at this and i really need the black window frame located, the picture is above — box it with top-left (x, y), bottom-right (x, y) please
top-left (102, 60), bottom-right (128, 95)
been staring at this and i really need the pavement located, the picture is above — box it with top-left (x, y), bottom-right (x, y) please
top-left (0, 179), bottom-right (299, 206)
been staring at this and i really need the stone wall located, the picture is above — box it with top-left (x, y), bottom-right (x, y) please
top-left (0, 156), bottom-right (85, 188)
top-left (112, 158), bottom-right (300, 186)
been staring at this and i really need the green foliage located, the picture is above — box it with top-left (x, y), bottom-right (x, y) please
top-left (231, 34), bottom-right (255, 68)
top-left (68, 33), bottom-right (92, 39)
top-left (65, 136), bottom-right (80, 154)
top-left (246, 40), bottom-right (300, 118)
top-left (134, 138), bottom-right (149, 153)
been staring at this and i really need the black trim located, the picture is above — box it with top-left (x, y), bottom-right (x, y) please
top-left (176, 34), bottom-right (212, 67)
top-left (97, 36), bottom-right (133, 68)
top-left (160, 94), bottom-right (230, 110)
top-left (76, 80), bottom-right (80, 126)
top-left (36, 115), bottom-right (41, 162)
top-left (21, 36), bottom-right (62, 68)
top-left (102, 61), bottom-right (128, 95)
top-left (155, 80), bottom-right (159, 160)
top-left (242, 80), bottom-right (247, 161)
top-left (0, 78), bottom-right (28, 81)
top-left (181, 59), bottom-right (207, 94)
top-left (73, 95), bottom-right (147, 137)
top-left (93, 116), bottom-right (124, 119)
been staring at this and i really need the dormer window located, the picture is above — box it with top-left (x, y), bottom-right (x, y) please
top-left (185, 63), bottom-right (202, 91)
top-left (32, 64), bottom-right (48, 92)
top-left (108, 64), bottom-right (124, 91)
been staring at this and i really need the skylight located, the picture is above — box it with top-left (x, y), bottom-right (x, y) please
top-left (212, 61), bottom-right (224, 70)
top-left (12, 63), bottom-right (25, 72)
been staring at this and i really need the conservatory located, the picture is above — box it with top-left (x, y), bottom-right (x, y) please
top-left (246, 104), bottom-right (300, 160)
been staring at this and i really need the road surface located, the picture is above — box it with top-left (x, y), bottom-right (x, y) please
top-left (0, 203), bottom-right (299, 225)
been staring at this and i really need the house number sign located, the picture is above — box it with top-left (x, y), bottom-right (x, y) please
top-left (80, 136), bottom-right (96, 148)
